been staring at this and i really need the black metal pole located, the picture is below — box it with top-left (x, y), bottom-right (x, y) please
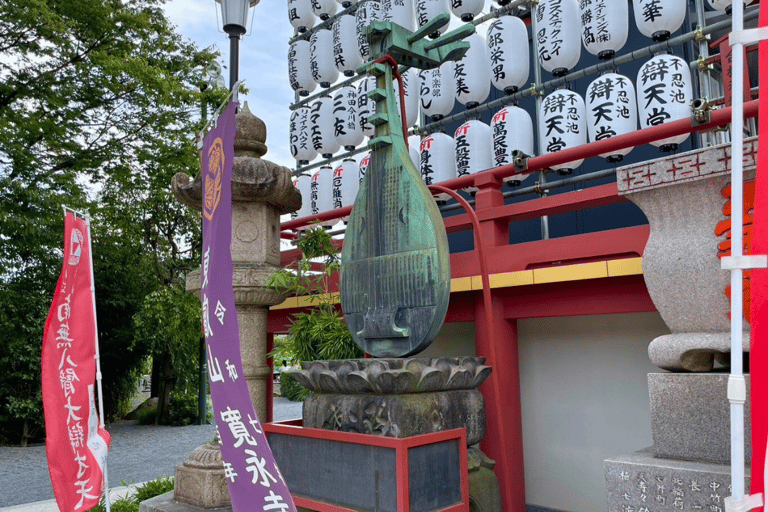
top-left (228, 32), bottom-right (242, 91)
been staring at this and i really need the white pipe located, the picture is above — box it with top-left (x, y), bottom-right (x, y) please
top-left (730, 0), bottom-right (746, 503)
top-left (85, 214), bottom-right (111, 512)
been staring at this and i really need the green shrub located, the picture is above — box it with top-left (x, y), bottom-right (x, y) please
top-left (280, 372), bottom-right (308, 402)
top-left (165, 391), bottom-right (198, 426)
top-left (86, 476), bottom-right (174, 512)
top-left (134, 476), bottom-right (174, 502)
top-left (135, 408), bottom-right (158, 426)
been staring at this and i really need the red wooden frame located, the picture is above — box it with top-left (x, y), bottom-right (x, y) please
top-left (264, 424), bottom-right (469, 512)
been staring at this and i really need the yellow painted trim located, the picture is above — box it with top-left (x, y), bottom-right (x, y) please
top-left (451, 277), bottom-right (474, 292)
top-left (489, 270), bottom-right (535, 288)
top-left (607, 257), bottom-right (644, 277)
top-left (533, 261), bottom-right (608, 284)
top-left (270, 258), bottom-right (643, 309)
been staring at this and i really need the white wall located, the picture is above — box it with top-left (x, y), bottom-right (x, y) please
top-left (518, 312), bottom-right (669, 512)
top-left (420, 321), bottom-right (476, 358)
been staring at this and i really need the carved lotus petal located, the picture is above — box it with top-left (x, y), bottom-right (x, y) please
top-left (471, 366), bottom-right (493, 388)
top-left (446, 367), bottom-right (473, 390)
top-left (289, 370), bottom-right (316, 391)
top-left (417, 367), bottom-right (447, 392)
top-left (331, 360), bottom-right (357, 380)
top-left (366, 360), bottom-right (388, 381)
top-left (317, 371), bottom-right (342, 393)
top-left (374, 369), bottom-right (417, 394)
top-left (404, 358), bottom-right (427, 374)
top-left (345, 371), bottom-right (375, 393)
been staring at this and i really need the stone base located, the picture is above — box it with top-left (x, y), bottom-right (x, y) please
top-left (140, 491), bottom-right (231, 512)
top-left (605, 448), bottom-right (750, 512)
top-left (173, 443), bottom-right (230, 509)
top-left (302, 389), bottom-right (486, 445)
top-left (649, 373), bottom-right (751, 465)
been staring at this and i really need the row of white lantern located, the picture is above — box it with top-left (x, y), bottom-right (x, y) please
top-left (292, 52), bottom-right (692, 166)
top-left (292, 52), bottom-right (693, 222)
top-left (291, 0), bottom-right (701, 100)
top-left (289, 0), bottom-right (504, 35)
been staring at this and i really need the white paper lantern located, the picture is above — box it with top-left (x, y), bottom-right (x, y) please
top-left (290, 106), bottom-right (318, 164)
top-left (313, 166), bottom-right (336, 227)
top-left (449, 0), bottom-right (484, 22)
top-left (333, 86), bottom-right (364, 150)
top-left (293, 174), bottom-right (314, 221)
top-left (535, 0), bottom-right (581, 77)
top-left (332, 159), bottom-right (360, 222)
top-left (454, 120), bottom-right (493, 192)
top-left (310, 29), bottom-right (339, 88)
top-left (395, 68), bottom-right (419, 128)
top-left (288, 40), bottom-right (317, 97)
top-left (487, 15), bottom-right (530, 95)
top-left (415, 0), bottom-right (449, 37)
top-left (586, 73), bottom-right (637, 162)
top-left (356, 1), bottom-right (381, 61)
top-left (310, 96), bottom-right (340, 158)
top-left (637, 54), bottom-right (692, 150)
top-left (381, 0), bottom-right (415, 32)
top-left (419, 62), bottom-right (455, 120)
top-left (420, 132), bottom-right (456, 201)
top-left (580, 0), bottom-right (629, 60)
top-left (357, 76), bottom-right (377, 138)
top-left (287, 0), bottom-right (316, 32)
top-left (491, 106), bottom-right (534, 185)
top-left (358, 151), bottom-right (371, 183)
top-left (539, 89), bottom-right (586, 172)
top-left (633, 0), bottom-right (686, 41)
top-left (311, 0), bottom-right (338, 20)
top-left (455, 32), bottom-right (491, 108)
top-left (408, 135), bottom-right (421, 170)
top-left (333, 15), bottom-right (363, 77)
top-left (707, 0), bottom-right (733, 11)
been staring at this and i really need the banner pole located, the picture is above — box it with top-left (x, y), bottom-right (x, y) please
top-left (85, 213), bottom-right (111, 512)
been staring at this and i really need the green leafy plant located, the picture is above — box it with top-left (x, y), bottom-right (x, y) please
top-left (268, 226), bottom-right (363, 390)
top-left (165, 390), bottom-right (200, 426)
top-left (135, 408), bottom-right (159, 426)
top-left (86, 476), bottom-right (174, 512)
top-left (279, 372), bottom-right (308, 402)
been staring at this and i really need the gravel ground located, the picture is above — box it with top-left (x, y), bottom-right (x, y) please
top-left (0, 398), bottom-right (304, 508)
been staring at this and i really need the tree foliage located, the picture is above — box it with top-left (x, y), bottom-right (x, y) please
top-left (0, 0), bottom-right (220, 443)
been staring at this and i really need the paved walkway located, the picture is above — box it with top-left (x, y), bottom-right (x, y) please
top-left (0, 398), bottom-right (303, 510)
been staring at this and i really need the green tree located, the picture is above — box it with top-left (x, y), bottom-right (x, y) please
top-left (132, 282), bottom-right (202, 424)
top-left (0, 0), bottom-right (219, 443)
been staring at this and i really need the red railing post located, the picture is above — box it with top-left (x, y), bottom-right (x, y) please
top-left (471, 174), bottom-right (526, 512)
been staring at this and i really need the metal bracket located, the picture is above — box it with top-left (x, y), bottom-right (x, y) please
top-left (696, 56), bottom-right (715, 72)
top-left (730, 26), bottom-right (768, 46)
top-left (727, 375), bottom-right (747, 405)
top-left (694, 26), bottom-right (710, 42)
top-left (691, 98), bottom-right (713, 125)
top-left (720, 255), bottom-right (768, 270)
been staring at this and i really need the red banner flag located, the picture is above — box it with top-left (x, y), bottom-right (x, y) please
top-left (42, 212), bottom-right (110, 512)
top-left (751, 2), bottom-right (768, 509)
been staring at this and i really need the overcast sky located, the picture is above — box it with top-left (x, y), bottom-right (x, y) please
top-left (162, 0), bottom-right (296, 170)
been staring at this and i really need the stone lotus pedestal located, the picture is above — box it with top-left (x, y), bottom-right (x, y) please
top-left (289, 357), bottom-right (502, 511)
top-left (143, 103), bottom-right (300, 512)
top-left (604, 140), bottom-right (757, 512)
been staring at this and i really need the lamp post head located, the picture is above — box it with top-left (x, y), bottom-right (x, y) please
top-left (215, 0), bottom-right (259, 35)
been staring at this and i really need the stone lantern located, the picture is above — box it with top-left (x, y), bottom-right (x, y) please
top-left (173, 103), bottom-right (300, 421)
top-left (163, 104), bottom-right (300, 511)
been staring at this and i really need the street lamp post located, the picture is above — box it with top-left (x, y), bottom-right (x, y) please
top-left (215, 0), bottom-right (259, 91)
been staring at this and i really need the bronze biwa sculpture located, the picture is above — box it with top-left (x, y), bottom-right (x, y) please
top-left (341, 14), bottom-right (475, 357)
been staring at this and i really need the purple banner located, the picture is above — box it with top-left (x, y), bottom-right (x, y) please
top-left (201, 101), bottom-right (297, 512)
